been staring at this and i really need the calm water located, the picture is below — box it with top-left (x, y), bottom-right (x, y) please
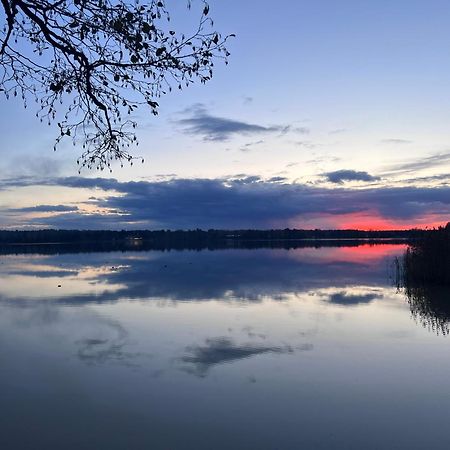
top-left (1, 243), bottom-right (450, 450)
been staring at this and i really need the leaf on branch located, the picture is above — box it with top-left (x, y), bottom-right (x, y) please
top-left (155, 46), bottom-right (166, 56)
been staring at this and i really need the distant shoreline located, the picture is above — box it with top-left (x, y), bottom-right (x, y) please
top-left (0, 228), bottom-right (421, 246)
top-left (0, 228), bottom-right (423, 255)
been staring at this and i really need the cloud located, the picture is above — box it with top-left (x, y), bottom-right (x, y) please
top-left (400, 173), bottom-right (450, 185)
top-left (239, 140), bottom-right (264, 152)
top-left (381, 139), bottom-right (412, 145)
top-left (306, 156), bottom-right (341, 165)
top-left (267, 176), bottom-right (288, 184)
top-left (295, 140), bottom-right (317, 149)
top-left (2, 175), bottom-right (450, 229)
top-left (328, 128), bottom-right (347, 135)
top-left (384, 152), bottom-right (450, 175)
top-left (180, 337), bottom-right (294, 377)
top-left (323, 170), bottom-right (380, 184)
top-left (1, 156), bottom-right (66, 179)
top-left (327, 291), bottom-right (383, 305)
top-left (176, 105), bottom-right (309, 141)
top-left (14, 177), bottom-right (364, 228)
top-left (8, 204), bottom-right (79, 213)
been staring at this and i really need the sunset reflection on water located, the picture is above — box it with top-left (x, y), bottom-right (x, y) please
top-left (1, 243), bottom-right (449, 450)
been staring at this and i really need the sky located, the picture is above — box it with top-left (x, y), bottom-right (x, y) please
top-left (1, 0), bottom-right (450, 230)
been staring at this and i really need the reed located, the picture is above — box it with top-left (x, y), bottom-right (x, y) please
top-left (395, 224), bottom-right (450, 335)
top-left (402, 223), bottom-right (450, 286)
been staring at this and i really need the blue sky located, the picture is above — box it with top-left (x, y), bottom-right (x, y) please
top-left (1, 0), bottom-right (450, 229)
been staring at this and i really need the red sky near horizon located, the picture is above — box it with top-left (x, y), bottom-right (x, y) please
top-left (291, 210), bottom-right (448, 231)
top-left (338, 212), bottom-right (447, 231)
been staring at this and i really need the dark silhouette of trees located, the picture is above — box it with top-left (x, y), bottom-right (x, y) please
top-left (0, 227), bottom-right (416, 247)
top-left (0, 0), bottom-right (232, 169)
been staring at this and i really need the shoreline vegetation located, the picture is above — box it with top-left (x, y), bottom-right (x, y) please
top-left (0, 228), bottom-right (420, 246)
top-left (398, 223), bottom-right (450, 287)
top-left (395, 223), bottom-right (450, 335)
top-left (0, 228), bottom-right (418, 254)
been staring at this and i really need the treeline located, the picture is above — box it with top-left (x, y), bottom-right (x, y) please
top-left (0, 238), bottom-right (413, 256)
top-left (0, 228), bottom-right (419, 245)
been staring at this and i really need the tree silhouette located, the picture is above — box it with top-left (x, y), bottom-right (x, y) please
top-left (0, 0), bottom-right (232, 170)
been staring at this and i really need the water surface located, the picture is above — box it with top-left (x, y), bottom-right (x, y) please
top-left (1, 243), bottom-right (450, 449)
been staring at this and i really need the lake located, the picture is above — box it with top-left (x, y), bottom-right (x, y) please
top-left (1, 243), bottom-right (450, 449)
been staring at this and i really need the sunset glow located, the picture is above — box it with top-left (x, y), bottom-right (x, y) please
top-left (336, 212), bottom-right (448, 231)
top-left (0, 1), bottom-right (449, 230)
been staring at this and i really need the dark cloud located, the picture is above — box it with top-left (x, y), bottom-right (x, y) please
top-left (9, 204), bottom-right (78, 213)
top-left (2, 175), bottom-right (450, 229)
top-left (17, 177), bottom-right (366, 229)
top-left (328, 291), bottom-right (383, 305)
top-left (180, 337), bottom-right (294, 377)
top-left (323, 170), bottom-right (380, 184)
top-left (176, 105), bottom-right (308, 141)
top-left (401, 173), bottom-right (450, 185)
top-left (267, 176), bottom-right (288, 183)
